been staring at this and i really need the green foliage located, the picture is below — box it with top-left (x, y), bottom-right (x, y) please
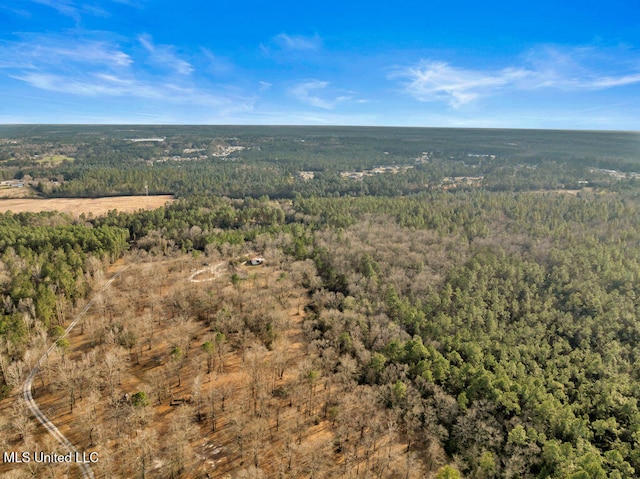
top-left (478, 451), bottom-right (497, 478)
top-left (51, 325), bottom-right (66, 339)
top-left (131, 391), bottom-right (150, 407)
top-left (170, 346), bottom-right (183, 360)
top-left (301, 191), bottom-right (640, 478)
top-left (56, 337), bottom-right (69, 356)
top-left (306, 369), bottom-right (319, 385)
top-left (0, 210), bottom-right (129, 350)
top-left (201, 341), bottom-right (214, 355)
top-left (392, 380), bottom-right (407, 402)
top-left (508, 425), bottom-right (528, 446)
top-left (435, 465), bottom-right (462, 479)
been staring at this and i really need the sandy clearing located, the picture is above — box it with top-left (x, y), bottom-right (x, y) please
top-left (530, 187), bottom-right (595, 196)
top-left (0, 186), bottom-right (36, 198)
top-left (189, 261), bottom-right (227, 282)
top-left (0, 195), bottom-right (175, 216)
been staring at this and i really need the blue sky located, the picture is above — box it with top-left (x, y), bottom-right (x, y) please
top-left (1, 0), bottom-right (639, 129)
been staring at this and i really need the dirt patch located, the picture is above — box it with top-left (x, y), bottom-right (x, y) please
top-left (0, 186), bottom-right (37, 198)
top-left (37, 155), bottom-right (75, 164)
top-left (0, 195), bottom-right (175, 216)
top-left (532, 187), bottom-right (595, 196)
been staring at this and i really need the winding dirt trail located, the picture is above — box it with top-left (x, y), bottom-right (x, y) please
top-left (188, 261), bottom-right (226, 282)
top-left (22, 265), bottom-right (129, 479)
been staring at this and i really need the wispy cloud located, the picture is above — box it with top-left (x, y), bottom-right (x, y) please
top-left (200, 48), bottom-right (234, 74)
top-left (25, 0), bottom-right (134, 21)
top-left (26, 0), bottom-right (115, 22)
top-left (139, 34), bottom-right (193, 75)
top-left (261, 33), bottom-right (322, 58)
top-left (290, 80), bottom-right (352, 109)
top-left (393, 61), bottom-right (528, 107)
top-left (522, 45), bottom-right (640, 90)
top-left (14, 71), bottom-right (239, 108)
top-left (0, 37), bottom-right (132, 69)
top-left (273, 33), bottom-right (321, 51)
top-left (15, 72), bottom-right (135, 97)
top-left (29, 0), bottom-right (79, 19)
top-left (393, 46), bottom-right (640, 107)
top-left (110, 0), bottom-right (144, 6)
top-left (0, 4), bottom-right (32, 17)
top-left (0, 32), bottom-right (255, 117)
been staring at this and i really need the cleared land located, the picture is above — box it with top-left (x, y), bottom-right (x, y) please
top-left (37, 155), bottom-right (75, 164)
top-left (0, 195), bottom-right (174, 216)
top-left (0, 186), bottom-right (36, 198)
top-left (0, 254), bottom-right (420, 478)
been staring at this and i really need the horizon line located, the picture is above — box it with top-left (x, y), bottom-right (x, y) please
top-left (0, 123), bottom-right (638, 134)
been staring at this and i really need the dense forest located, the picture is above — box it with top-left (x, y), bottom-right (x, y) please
top-left (1, 126), bottom-right (640, 478)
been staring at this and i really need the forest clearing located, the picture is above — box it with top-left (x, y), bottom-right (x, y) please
top-left (1, 251), bottom-right (421, 478)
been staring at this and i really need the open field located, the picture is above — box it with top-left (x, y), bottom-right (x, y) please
top-left (0, 186), bottom-right (36, 198)
top-left (37, 155), bottom-right (75, 164)
top-left (531, 187), bottom-right (596, 195)
top-left (0, 194), bottom-right (174, 216)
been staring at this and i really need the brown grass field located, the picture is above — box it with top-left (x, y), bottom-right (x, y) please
top-left (0, 195), bottom-right (175, 216)
top-left (0, 186), bottom-right (36, 199)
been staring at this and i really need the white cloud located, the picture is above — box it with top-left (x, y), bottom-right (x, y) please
top-left (0, 38), bottom-right (132, 69)
top-left (290, 80), bottom-right (332, 108)
top-left (260, 33), bottom-right (322, 57)
top-left (393, 61), bottom-right (530, 107)
top-left (14, 71), bottom-right (248, 109)
top-left (55, 43), bottom-right (132, 67)
top-left (0, 4), bottom-right (32, 18)
top-left (0, 33), bottom-right (255, 117)
top-left (25, 0), bottom-right (134, 20)
top-left (394, 46), bottom-right (640, 107)
top-left (586, 73), bottom-right (640, 88)
top-left (200, 48), bottom-right (234, 74)
top-left (28, 0), bottom-right (79, 18)
top-left (26, 0), bottom-right (111, 21)
top-left (110, 0), bottom-right (142, 5)
top-left (290, 80), bottom-right (355, 109)
top-left (15, 72), bottom-right (135, 96)
top-left (517, 45), bottom-right (640, 91)
top-left (139, 34), bottom-right (193, 75)
top-left (273, 33), bottom-right (321, 51)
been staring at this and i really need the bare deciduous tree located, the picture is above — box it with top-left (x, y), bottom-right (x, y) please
top-left (10, 398), bottom-right (33, 442)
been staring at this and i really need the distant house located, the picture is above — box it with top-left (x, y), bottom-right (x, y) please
top-left (249, 257), bottom-right (265, 266)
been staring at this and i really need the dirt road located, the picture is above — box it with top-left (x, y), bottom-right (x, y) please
top-left (22, 266), bottom-right (128, 479)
